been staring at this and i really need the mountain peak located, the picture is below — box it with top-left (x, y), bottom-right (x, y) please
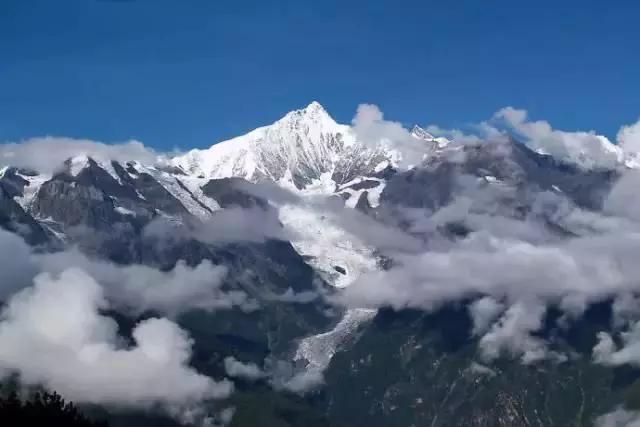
top-left (302, 100), bottom-right (326, 114)
top-left (411, 125), bottom-right (435, 141)
top-left (282, 101), bottom-right (335, 126)
top-left (64, 155), bottom-right (92, 176)
top-left (411, 125), bottom-right (450, 148)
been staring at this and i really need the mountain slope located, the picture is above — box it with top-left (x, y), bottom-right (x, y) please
top-left (172, 102), bottom-right (408, 191)
top-left (2, 102), bottom-right (640, 427)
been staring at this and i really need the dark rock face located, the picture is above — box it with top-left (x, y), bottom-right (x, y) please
top-left (0, 168), bottom-right (29, 199)
top-left (32, 160), bottom-right (147, 232)
top-left (33, 178), bottom-right (131, 230)
top-left (5, 158), bottom-right (333, 361)
top-left (333, 265), bottom-right (347, 275)
top-left (114, 161), bottom-right (189, 217)
top-left (0, 143), bottom-right (633, 427)
top-left (342, 179), bottom-right (380, 191)
top-left (354, 191), bottom-right (373, 214)
top-left (330, 145), bottom-right (390, 186)
top-left (381, 139), bottom-right (617, 212)
top-left (202, 177), bottom-right (268, 209)
top-left (321, 303), bottom-right (620, 427)
top-left (0, 183), bottom-right (49, 245)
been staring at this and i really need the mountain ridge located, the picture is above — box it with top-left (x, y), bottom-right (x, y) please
top-left (2, 102), bottom-right (640, 426)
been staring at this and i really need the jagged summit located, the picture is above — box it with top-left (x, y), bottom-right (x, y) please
top-left (410, 125), bottom-right (435, 141)
top-left (411, 125), bottom-right (450, 148)
top-left (170, 101), bottom-right (392, 189)
top-left (293, 100), bottom-right (330, 117)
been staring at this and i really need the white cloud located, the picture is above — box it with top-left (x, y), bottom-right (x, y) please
top-left (478, 300), bottom-right (549, 364)
top-left (593, 320), bottom-right (640, 368)
top-left (469, 297), bottom-right (504, 336)
top-left (145, 206), bottom-right (293, 245)
top-left (468, 362), bottom-right (496, 377)
top-left (222, 355), bottom-right (325, 395)
top-left (0, 137), bottom-right (165, 174)
top-left (617, 119), bottom-right (640, 154)
top-left (595, 407), bottom-right (640, 427)
top-left (223, 357), bottom-right (265, 381)
top-left (352, 104), bottom-right (412, 147)
top-left (605, 170), bottom-right (640, 221)
top-left (331, 172), bottom-right (640, 365)
top-left (0, 229), bottom-right (38, 299)
top-left (337, 230), bottom-right (640, 312)
top-left (425, 121), bottom-right (507, 145)
top-left (278, 370), bottom-right (324, 394)
top-left (612, 293), bottom-right (640, 328)
top-left (351, 104), bottom-right (428, 168)
top-left (424, 106), bottom-right (640, 171)
top-left (0, 268), bottom-right (233, 413)
top-left (593, 332), bottom-right (617, 364)
top-left (38, 250), bottom-right (247, 316)
top-left (494, 107), bottom-right (623, 169)
top-left (0, 227), bottom-right (254, 317)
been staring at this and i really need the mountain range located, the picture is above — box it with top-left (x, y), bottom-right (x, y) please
top-left (1, 102), bottom-right (640, 426)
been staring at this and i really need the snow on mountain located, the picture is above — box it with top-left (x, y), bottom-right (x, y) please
top-left (411, 125), bottom-right (450, 148)
top-left (171, 101), bottom-right (397, 191)
top-left (14, 172), bottom-right (50, 212)
top-left (172, 102), bottom-right (347, 182)
top-left (168, 103), bottom-right (400, 292)
top-left (294, 308), bottom-right (377, 373)
top-left (127, 162), bottom-right (221, 218)
top-left (279, 203), bottom-right (378, 289)
top-left (66, 155), bottom-right (123, 183)
top-left (9, 101), bottom-right (635, 388)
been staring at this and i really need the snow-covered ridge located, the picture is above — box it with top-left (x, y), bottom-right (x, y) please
top-left (411, 125), bottom-right (450, 148)
top-left (171, 101), bottom-right (407, 190)
top-left (171, 102), bottom-right (351, 184)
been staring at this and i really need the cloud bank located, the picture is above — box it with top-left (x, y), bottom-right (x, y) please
top-left (0, 269), bottom-right (232, 412)
top-left (351, 104), bottom-right (430, 168)
top-left (38, 251), bottom-right (248, 316)
top-left (0, 137), bottom-right (165, 174)
top-left (494, 107), bottom-right (623, 169)
top-left (0, 229), bottom-right (247, 422)
top-left (5, 102), bottom-right (640, 416)
top-left (328, 154), bottom-right (640, 364)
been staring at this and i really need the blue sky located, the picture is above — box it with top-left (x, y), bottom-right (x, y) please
top-left (1, 0), bottom-right (639, 150)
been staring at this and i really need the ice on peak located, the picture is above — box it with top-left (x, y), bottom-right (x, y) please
top-left (276, 101), bottom-right (341, 133)
top-left (281, 101), bottom-right (331, 124)
top-left (411, 125), bottom-right (450, 148)
top-left (67, 155), bottom-right (91, 176)
top-left (411, 125), bottom-right (436, 141)
top-left (170, 101), bottom-right (364, 187)
top-left (63, 155), bottom-right (123, 183)
top-left (301, 100), bottom-right (328, 116)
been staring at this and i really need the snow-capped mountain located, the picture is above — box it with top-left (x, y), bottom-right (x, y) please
top-left (3, 101), bottom-right (640, 427)
top-left (1, 101), bottom-right (631, 294)
top-left (172, 101), bottom-right (413, 191)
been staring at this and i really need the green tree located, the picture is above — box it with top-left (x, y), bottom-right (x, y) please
top-left (0, 390), bottom-right (107, 426)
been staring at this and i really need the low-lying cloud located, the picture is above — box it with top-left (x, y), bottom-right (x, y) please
top-left (223, 357), bottom-right (265, 381)
top-left (38, 250), bottom-right (249, 316)
top-left (328, 158), bottom-right (640, 364)
top-left (145, 206), bottom-right (293, 245)
top-left (0, 229), bottom-right (38, 299)
top-left (494, 107), bottom-right (623, 170)
top-left (0, 268), bottom-right (232, 413)
top-left (5, 101), bottom-right (640, 410)
top-left (351, 104), bottom-right (431, 168)
top-left (0, 136), bottom-right (165, 174)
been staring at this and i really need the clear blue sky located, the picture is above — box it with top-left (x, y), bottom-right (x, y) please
top-left (1, 0), bottom-right (639, 150)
